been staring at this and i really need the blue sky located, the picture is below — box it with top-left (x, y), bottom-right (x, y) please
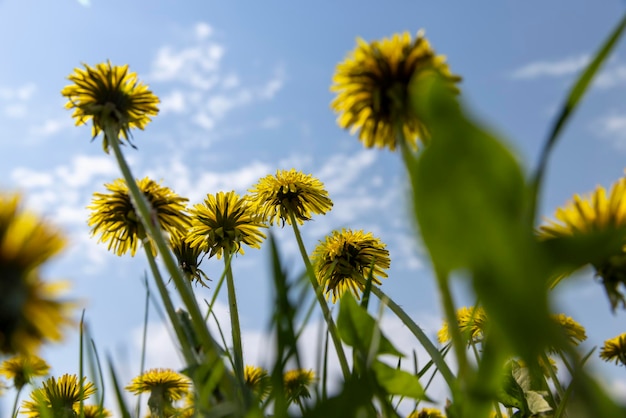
top-left (1, 0), bottom-right (626, 414)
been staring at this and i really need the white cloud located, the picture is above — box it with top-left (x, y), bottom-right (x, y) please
top-left (195, 22), bottom-right (213, 40)
top-left (150, 43), bottom-right (225, 89)
top-left (10, 167), bottom-right (54, 188)
top-left (257, 66), bottom-right (285, 100)
top-left (317, 150), bottom-right (377, 195)
top-left (30, 117), bottom-right (72, 137)
top-left (595, 65), bottom-right (626, 88)
top-left (0, 83), bottom-right (36, 101)
top-left (260, 117), bottom-right (281, 129)
top-left (54, 155), bottom-right (118, 188)
top-left (159, 90), bottom-right (187, 114)
top-left (510, 55), bottom-right (589, 79)
top-left (593, 113), bottom-right (626, 150)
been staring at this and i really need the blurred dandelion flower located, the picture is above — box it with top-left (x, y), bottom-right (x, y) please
top-left (331, 31), bottom-right (461, 151)
top-left (600, 332), bottom-right (626, 366)
top-left (244, 365), bottom-right (270, 398)
top-left (437, 306), bottom-right (487, 344)
top-left (23, 374), bottom-right (96, 417)
top-left (407, 408), bottom-right (446, 418)
top-left (126, 368), bottom-right (190, 417)
top-left (0, 354), bottom-right (49, 389)
top-left (539, 178), bottom-right (626, 310)
top-left (283, 369), bottom-right (315, 404)
top-left (551, 313), bottom-right (586, 346)
top-left (88, 177), bottom-right (190, 257)
top-left (169, 230), bottom-right (210, 287)
top-left (61, 61), bottom-right (159, 153)
top-left (188, 191), bottom-right (266, 259)
top-left (79, 405), bottom-right (112, 418)
top-left (0, 193), bottom-right (73, 355)
top-left (311, 229), bottom-right (390, 303)
top-left (248, 169), bottom-right (333, 226)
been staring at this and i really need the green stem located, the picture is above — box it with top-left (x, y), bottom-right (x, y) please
top-left (288, 213), bottom-right (350, 379)
top-left (224, 255), bottom-right (250, 407)
top-left (103, 121), bottom-right (237, 402)
top-left (142, 243), bottom-right (197, 365)
top-left (10, 386), bottom-right (22, 418)
top-left (541, 351), bottom-right (564, 398)
top-left (136, 274), bottom-right (151, 418)
top-left (368, 285), bottom-right (456, 390)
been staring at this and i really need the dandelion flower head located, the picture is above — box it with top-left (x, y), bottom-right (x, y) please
top-left (331, 31), bottom-right (461, 151)
top-left (188, 191), bottom-right (266, 259)
top-left (22, 374), bottom-right (96, 417)
top-left (407, 408), bottom-right (446, 418)
top-left (126, 368), bottom-right (190, 401)
top-left (283, 369), bottom-right (315, 403)
top-left (539, 178), bottom-right (626, 310)
top-left (311, 229), bottom-right (390, 303)
top-left (61, 61), bottom-right (160, 153)
top-left (551, 313), bottom-right (586, 346)
top-left (437, 306), bottom-right (487, 344)
top-left (0, 354), bottom-right (49, 389)
top-left (248, 169), bottom-right (333, 226)
top-left (88, 177), bottom-right (190, 257)
top-left (169, 230), bottom-right (210, 287)
top-left (0, 193), bottom-right (73, 355)
top-left (600, 332), bottom-right (626, 366)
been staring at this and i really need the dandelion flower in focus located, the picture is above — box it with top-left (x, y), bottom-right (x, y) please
top-left (0, 354), bottom-right (49, 389)
top-left (600, 332), bottom-right (626, 366)
top-left (0, 193), bottom-right (73, 355)
top-left (126, 368), bottom-right (190, 417)
top-left (61, 61), bottom-right (160, 153)
top-left (248, 169), bottom-right (333, 226)
top-left (437, 306), bottom-right (487, 344)
top-left (22, 374), bottom-right (96, 417)
top-left (283, 369), bottom-right (315, 404)
top-left (188, 191), bottom-right (266, 259)
top-left (331, 31), bottom-right (461, 151)
top-left (88, 177), bottom-right (190, 257)
top-left (311, 229), bottom-right (390, 303)
top-left (538, 178), bottom-right (626, 310)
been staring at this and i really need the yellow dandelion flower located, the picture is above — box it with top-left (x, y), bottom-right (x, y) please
top-left (437, 306), bottom-right (487, 344)
top-left (331, 31), bottom-right (461, 151)
top-left (0, 193), bottom-right (74, 355)
top-left (78, 405), bottom-right (112, 418)
top-left (22, 374), bottom-right (96, 417)
top-left (126, 368), bottom-right (190, 400)
top-left (244, 365), bottom-right (270, 399)
top-left (188, 191), bottom-right (267, 259)
top-left (88, 177), bottom-right (190, 257)
top-left (61, 60), bottom-right (160, 153)
top-left (283, 369), bottom-right (315, 404)
top-left (311, 229), bottom-right (390, 303)
top-left (551, 313), bottom-right (586, 346)
top-left (169, 230), bottom-right (210, 287)
top-left (248, 169), bottom-right (333, 226)
top-left (407, 407), bottom-right (446, 418)
top-left (0, 354), bottom-right (49, 389)
top-left (538, 178), bottom-right (626, 310)
top-left (600, 332), bottom-right (626, 366)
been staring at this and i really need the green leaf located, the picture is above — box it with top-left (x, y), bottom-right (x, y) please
top-left (337, 293), bottom-right (403, 358)
top-left (408, 74), bottom-right (562, 360)
top-left (371, 360), bottom-right (429, 400)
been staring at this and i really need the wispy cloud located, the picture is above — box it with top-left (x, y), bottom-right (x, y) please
top-left (148, 22), bottom-right (286, 133)
top-left (510, 54), bottom-right (589, 79)
top-left (593, 113), bottom-right (626, 150)
top-left (0, 83), bottom-right (36, 119)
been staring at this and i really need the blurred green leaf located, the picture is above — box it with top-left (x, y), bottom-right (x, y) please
top-left (337, 293), bottom-right (403, 358)
top-left (371, 360), bottom-right (428, 400)
top-left (407, 74), bottom-right (562, 361)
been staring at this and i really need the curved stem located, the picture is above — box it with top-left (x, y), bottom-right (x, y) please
top-left (288, 213), bottom-right (350, 379)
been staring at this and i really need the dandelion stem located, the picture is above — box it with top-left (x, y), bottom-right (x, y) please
top-left (10, 386), bottom-right (22, 418)
top-left (224, 254), bottom-right (250, 408)
top-left (103, 120), bottom-right (237, 404)
top-left (288, 212), bottom-right (351, 379)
